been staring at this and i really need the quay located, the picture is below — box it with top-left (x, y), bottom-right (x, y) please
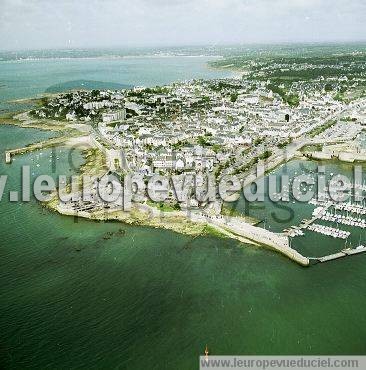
top-left (306, 149), bottom-right (366, 163)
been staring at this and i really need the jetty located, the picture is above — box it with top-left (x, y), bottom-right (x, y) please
top-left (4, 136), bottom-right (70, 163)
top-left (310, 246), bottom-right (366, 263)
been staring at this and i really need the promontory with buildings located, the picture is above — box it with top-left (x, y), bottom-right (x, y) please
top-left (4, 50), bottom-right (366, 265)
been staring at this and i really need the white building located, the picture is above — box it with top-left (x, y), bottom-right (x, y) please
top-left (102, 109), bottom-right (127, 123)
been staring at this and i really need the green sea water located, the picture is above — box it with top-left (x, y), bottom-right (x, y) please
top-left (0, 55), bottom-right (366, 369)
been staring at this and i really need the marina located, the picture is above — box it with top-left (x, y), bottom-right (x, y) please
top-left (281, 173), bottom-right (366, 263)
top-left (306, 223), bottom-right (350, 239)
top-left (320, 211), bottom-right (366, 228)
top-left (304, 199), bottom-right (366, 236)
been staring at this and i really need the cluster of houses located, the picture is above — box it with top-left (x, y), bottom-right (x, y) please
top-left (31, 90), bottom-right (125, 122)
top-left (32, 77), bottom-right (349, 177)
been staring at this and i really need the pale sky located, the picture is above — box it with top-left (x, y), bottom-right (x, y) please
top-left (0, 0), bottom-right (365, 50)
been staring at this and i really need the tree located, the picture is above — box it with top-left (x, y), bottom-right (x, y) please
top-left (230, 93), bottom-right (238, 103)
top-left (259, 150), bottom-right (272, 160)
top-left (324, 83), bottom-right (333, 92)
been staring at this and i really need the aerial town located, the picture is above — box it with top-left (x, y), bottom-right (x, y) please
top-left (5, 52), bottom-right (366, 266)
top-left (29, 75), bottom-right (366, 180)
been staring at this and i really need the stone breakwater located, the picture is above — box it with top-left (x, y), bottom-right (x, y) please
top-left (192, 213), bottom-right (310, 266)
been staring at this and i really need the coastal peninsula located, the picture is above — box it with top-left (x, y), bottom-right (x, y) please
top-left (3, 51), bottom-right (366, 266)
